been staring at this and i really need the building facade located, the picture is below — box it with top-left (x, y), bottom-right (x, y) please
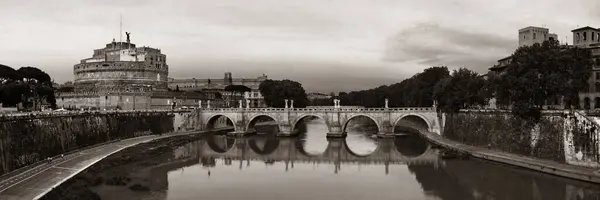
top-left (168, 73), bottom-right (268, 108)
top-left (571, 26), bottom-right (600, 109)
top-left (56, 34), bottom-right (209, 110)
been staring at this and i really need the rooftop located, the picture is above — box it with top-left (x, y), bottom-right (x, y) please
top-left (572, 26), bottom-right (599, 32)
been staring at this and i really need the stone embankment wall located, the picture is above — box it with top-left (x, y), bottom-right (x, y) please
top-left (444, 110), bottom-right (600, 168)
top-left (444, 110), bottom-right (566, 162)
top-left (0, 111), bottom-right (176, 176)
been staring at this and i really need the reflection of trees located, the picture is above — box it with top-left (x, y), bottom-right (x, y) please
top-left (408, 164), bottom-right (474, 200)
top-left (408, 159), bottom-right (600, 200)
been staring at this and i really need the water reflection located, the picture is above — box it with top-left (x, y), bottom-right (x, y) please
top-left (92, 123), bottom-right (600, 200)
top-left (294, 117), bottom-right (329, 155)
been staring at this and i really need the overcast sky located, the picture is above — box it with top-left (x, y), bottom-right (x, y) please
top-left (1, 0), bottom-right (599, 93)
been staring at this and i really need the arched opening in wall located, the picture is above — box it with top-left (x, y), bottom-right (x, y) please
top-left (205, 134), bottom-right (236, 153)
top-left (393, 115), bottom-right (429, 157)
top-left (248, 135), bottom-right (279, 155)
top-left (585, 97), bottom-right (591, 110)
top-left (206, 115), bottom-right (235, 133)
top-left (343, 115), bottom-right (379, 156)
top-left (247, 115), bottom-right (279, 135)
top-left (293, 115), bottom-right (328, 155)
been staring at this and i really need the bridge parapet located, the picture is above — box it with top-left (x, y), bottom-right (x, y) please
top-left (199, 107), bottom-right (434, 113)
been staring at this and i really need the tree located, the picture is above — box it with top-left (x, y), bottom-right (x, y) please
top-left (337, 66), bottom-right (450, 108)
top-left (0, 65), bottom-right (56, 109)
top-left (433, 68), bottom-right (488, 113)
top-left (259, 79), bottom-right (308, 108)
top-left (0, 64), bottom-right (19, 82)
top-left (224, 85), bottom-right (251, 107)
top-left (498, 40), bottom-right (592, 120)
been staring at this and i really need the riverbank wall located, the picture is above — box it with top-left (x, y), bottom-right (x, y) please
top-left (443, 110), bottom-right (600, 168)
top-left (0, 111), bottom-right (183, 176)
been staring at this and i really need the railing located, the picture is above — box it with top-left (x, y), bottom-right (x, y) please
top-left (198, 107), bottom-right (434, 112)
top-left (0, 109), bottom-right (190, 121)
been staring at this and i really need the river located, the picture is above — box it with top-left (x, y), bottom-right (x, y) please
top-left (83, 117), bottom-right (600, 200)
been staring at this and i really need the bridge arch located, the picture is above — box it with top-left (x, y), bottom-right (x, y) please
top-left (342, 114), bottom-right (381, 133)
top-left (205, 114), bottom-right (237, 131)
top-left (392, 114), bottom-right (431, 133)
top-left (246, 114), bottom-right (280, 133)
top-left (291, 114), bottom-right (330, 133)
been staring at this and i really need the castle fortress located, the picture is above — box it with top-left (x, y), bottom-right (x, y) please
top-left (57, 33), bottom-right (207, 110)
top-left (56, 33), bottom-right (267, 110)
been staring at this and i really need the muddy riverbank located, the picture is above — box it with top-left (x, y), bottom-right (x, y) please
top-left (39, 131), bottom-right (220, 200)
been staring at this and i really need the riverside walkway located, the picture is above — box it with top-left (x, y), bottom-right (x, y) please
top-left (0, 131), bottom-right (198, 200)
top-left (420, 131), bottom-right (600, 184)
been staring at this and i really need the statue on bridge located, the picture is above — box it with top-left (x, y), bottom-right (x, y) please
top-left (246, 100), bottom-right (250, 109)
top-left (385, 98), bottom-right (389, 109)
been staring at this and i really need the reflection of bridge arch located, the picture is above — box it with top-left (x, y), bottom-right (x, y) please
top-left (248, 137), bottom-right (280, 155)
top-left (246, 114), bottom-right (279, 132)
top-left (394, 135), bottom-right (430, 158)
top-left (392, 114), bottom-right (431, 133)
top-left (205, 114), bottom-right (237, 130)
top-left (294, 138), bottom-right (327, 157)
top-left (343, 139), bottom-right (380, 157)
top-left (199, 137), bottom-right (439, 165)
top-left (291, 114), bottom-right (330, 133)
top-left (342, 114), bottom-right (381, 133)
top-left (205, 135), bottom-right (236, 153)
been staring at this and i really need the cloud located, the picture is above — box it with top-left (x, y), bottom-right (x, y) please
top-left (383, 23), bottom-right (517, 72)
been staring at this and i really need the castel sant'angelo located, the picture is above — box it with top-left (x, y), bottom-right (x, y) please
top-left (56, 32), bottom-right (206, 110)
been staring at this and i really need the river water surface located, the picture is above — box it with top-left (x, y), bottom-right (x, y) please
top-left (92, 118), bottom-right (600, 200)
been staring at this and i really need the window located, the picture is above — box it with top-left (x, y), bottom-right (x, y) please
top-left (598, 33), bottom-right (599, 42)
top-left (584, 32), bottom-right (587, 41)
top-left (596, 82), bottom-right (600, 92)
top-left (577, 33), bottom-right (581, 41)
top-left (533, 33), bottom-right (536, 39)
top-left (596, 72), bottom-right (600, 79)
top-left (593, 32), bottom-right (596, 41)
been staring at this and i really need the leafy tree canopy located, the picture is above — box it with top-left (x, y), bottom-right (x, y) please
top-left (433, 68), bottom-right (488, 113)
top-left (497, 40), bottom-right (592, 120)
top-left (259, 79), bottom-right (308, 108)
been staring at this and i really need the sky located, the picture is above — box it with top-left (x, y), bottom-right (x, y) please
top-left (1, 0), bottom-right (600, 93)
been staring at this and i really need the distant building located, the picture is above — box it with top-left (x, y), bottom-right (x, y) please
top-left (56, 34), bottom-right (210, 110)
top-left (307, 93), bottom-right (332, 100)
top-left (488, 26), bottom-right (600, 109)
top-left (571, 26), bottom-right (600, 109)
top-left (518, 26), bottom-right (558, 47)
top-left (168, 73), bottom-right (268, 108)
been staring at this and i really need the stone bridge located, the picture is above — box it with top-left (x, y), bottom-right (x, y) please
top-left (174, 135), bottom-right (439, 173)
top-left (185, 106), bottom-right (441, 138)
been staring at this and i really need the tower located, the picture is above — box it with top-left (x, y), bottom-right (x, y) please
top-left (571, 26), bottom-right (600, 48)
top-left (518, 26), bottom-right (554, 47)
top-left (224, 72), bottom-right (233, 85)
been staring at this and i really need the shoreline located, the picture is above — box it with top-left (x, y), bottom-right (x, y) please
top-left (38, 131), bottom-right (210, 200)
top-left (420, 131), bottom-right (600, 184)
